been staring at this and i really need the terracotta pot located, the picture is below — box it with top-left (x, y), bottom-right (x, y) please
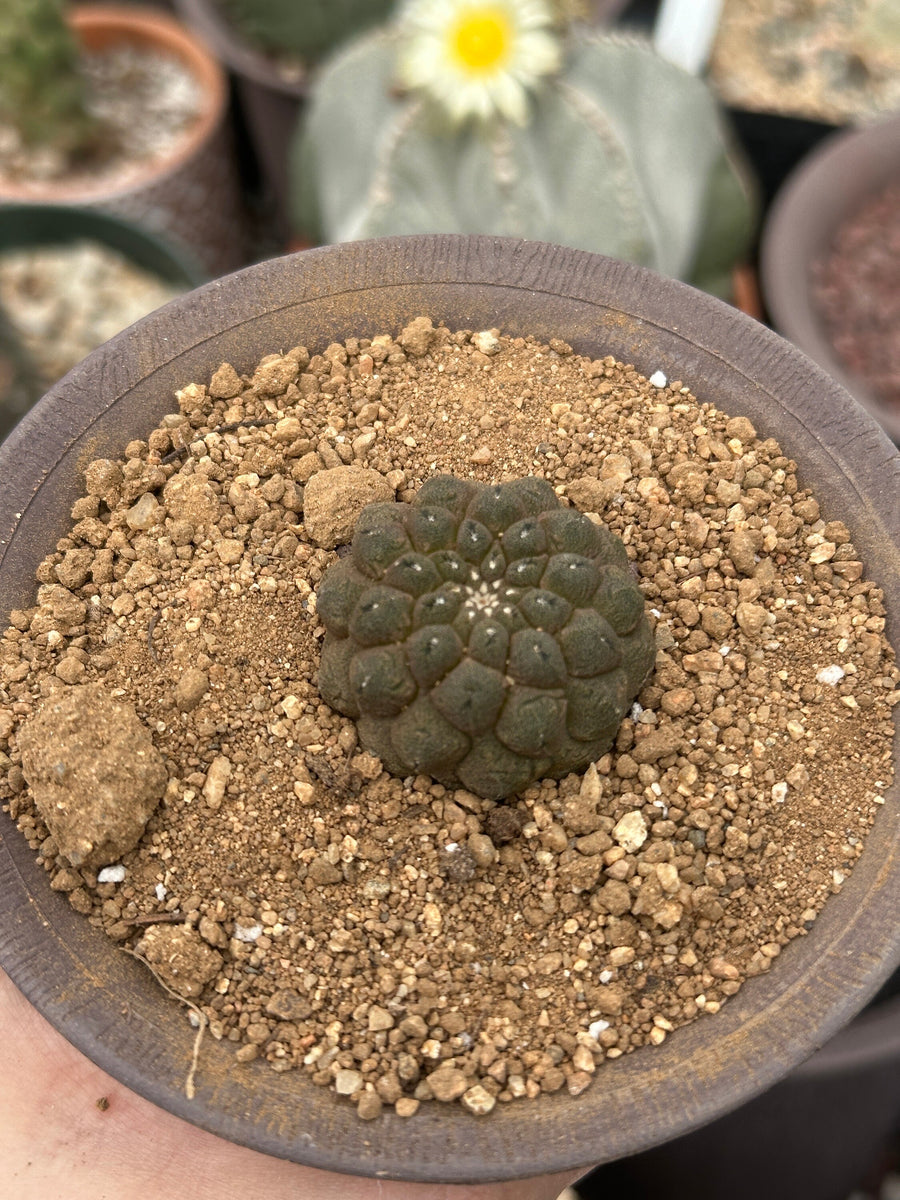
top-left (0, 236), bottom-right (898, 1184)
top-left (0, 5), bottom-right (249, 277)
top-left (760, 111), bottom-right (900, 445)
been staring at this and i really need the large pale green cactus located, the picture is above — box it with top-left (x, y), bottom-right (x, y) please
top-left (216, 0), bottom-right (395, 62)
top-left (291, 25), bottom-right (755, 298)
top-left (0, 0), bottom-right (102, 161)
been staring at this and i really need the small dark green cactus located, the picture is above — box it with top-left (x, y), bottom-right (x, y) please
top-left (317, 475), bottom-right (655, 800)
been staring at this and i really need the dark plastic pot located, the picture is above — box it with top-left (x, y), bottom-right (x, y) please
top-left (579, 988), bottom-right (900, 1200)
top-left (760, 111), bottom-right (900, 445)
top-left (0, 203), bottom-right (206, 441)
top-left (173, 0), bottom-right (305, 243)
top-left (0, 236), bottom-right (898, 1184)
top-left (0, 203), bottom-right (207, 287)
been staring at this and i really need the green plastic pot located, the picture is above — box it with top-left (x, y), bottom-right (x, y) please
top-left (0, 203), bottom-right (206, 440)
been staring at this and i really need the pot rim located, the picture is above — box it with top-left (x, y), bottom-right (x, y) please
top-left (173, 0), bottom-right (307, 98)
top-left (0, 201), bottom-right (208, 288)
top-left (0, 4), bottom-right (229, 204)
top-left (760, 110), bottom-right (900, 443)
top-left (0, 235), bottom-right (898, 1182)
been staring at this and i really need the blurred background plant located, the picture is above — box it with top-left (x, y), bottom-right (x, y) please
top-left (708, 0), bottom-right (900, 126)
top-left (0, 0), bottom-right (109, 171)
top-left (213, 0), bottom-right (396, 73)
top-left (291, 0), bottom-right (756, 299)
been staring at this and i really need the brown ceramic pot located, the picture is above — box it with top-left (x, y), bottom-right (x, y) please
top-left (760, 111), bottom-right (900, 444)
top-left (0, 236), bottom-right (897, 1184)
top-left (0, 5), bottom-right (248, 277)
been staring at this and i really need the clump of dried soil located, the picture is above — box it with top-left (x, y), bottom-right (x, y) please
top-left (1, 319), bottom-right (897, 1121)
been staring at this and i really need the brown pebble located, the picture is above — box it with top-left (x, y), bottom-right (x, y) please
top-left (209, 362), bottom-right (243, 399)
top-left (356, 1092), bottom-right (383, 1120)
top-left (175, 668), bottom-right (209, 712)
top-left (134, 924), bottom-right (222, 999)
top-left (631, 725), bottom-right (682, 764)
top-left (728, 529), bottom-right (761, 575)
top-left (483, 806), bottom-right (524, 844)
top-left (427, 1067), bottom-right (469, 1102)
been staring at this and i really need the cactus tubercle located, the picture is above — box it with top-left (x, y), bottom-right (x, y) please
top-left (316, 474), bottom-right (655, 799)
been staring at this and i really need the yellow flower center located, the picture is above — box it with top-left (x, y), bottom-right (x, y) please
top-left (450, 9), bottom-right (511, 74)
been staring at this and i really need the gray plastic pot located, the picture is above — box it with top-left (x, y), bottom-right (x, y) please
top-left (580, 987), bottom-right (900, 1200)
top-left (0, 235), bottom-right (898, 1184)
top-left (760, 111), bottom-right (900, 444)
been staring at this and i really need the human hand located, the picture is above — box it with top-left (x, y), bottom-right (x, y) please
top-left (0, 968), bottom-right (584, 1200)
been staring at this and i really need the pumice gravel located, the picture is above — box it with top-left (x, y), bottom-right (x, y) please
top-left (1, 317), bottom-right (896, 1120)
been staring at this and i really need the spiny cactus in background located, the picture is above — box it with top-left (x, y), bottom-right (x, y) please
top-left (316, 475), bottom-right (655, 801)
top-left (216, 0), bottom-right (395, 62)
top-left (291, 2), bottom-right (756, 298)
top-left (0, 0), bottom-right (103, 162)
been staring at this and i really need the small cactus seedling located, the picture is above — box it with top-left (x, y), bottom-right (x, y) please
top-left (317, 475), bottom-right (655, 800)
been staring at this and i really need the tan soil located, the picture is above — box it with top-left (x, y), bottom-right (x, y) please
top-left (1, 319), bottom-right (897, 1121)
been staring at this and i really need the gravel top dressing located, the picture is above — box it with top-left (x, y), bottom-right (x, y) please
top-left (1, 319), bottom-right (897, 1121)
top-left (0, 241), bottom-right (183, 385)
top-left (812, 175), bottom-right (900, 413)
top-left (0, 44), bottom-right (203, 186)
top-left (709, 0), bottom-right (900, 124)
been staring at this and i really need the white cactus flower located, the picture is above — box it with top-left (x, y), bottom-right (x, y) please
top-left (396, 0), bottom-right (562, 125)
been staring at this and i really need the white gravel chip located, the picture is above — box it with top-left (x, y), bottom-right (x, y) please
top-left (816, 664), bottom-right (846, 685)
top-left (97, 864), bottom-right (125, 883)
top-left (613, 811), bottom-right (648, 853)
top-left (649, 370), bottom-right (668, 388)
top-left (234, 922), bottom-right (263, 943)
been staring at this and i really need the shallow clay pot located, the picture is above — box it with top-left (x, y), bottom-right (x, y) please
top-left (760, 111), bottom-right (900, 445)
top-left (0, 5), bottom-right (248, 277)
top-left (0, 235), bottom-right (898, 1184)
